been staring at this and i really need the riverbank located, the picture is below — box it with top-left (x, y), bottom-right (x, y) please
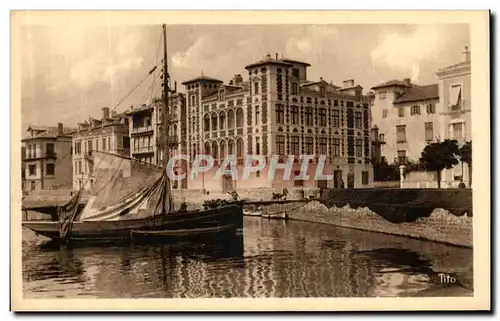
top-left (172, 188), bottom-right (472, 248)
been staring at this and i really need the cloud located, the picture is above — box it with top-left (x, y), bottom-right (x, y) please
top-left (370, 25), bottom-right (453, 81)
top-left (172, 36), bottom-right (207, 68)
top-left (286, 26), bottom-right (339, 59)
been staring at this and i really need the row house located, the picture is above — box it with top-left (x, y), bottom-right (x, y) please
top-left (22, 123), bottom-right (76, 193)
top-left (72, 107), bottom-right (130, 190)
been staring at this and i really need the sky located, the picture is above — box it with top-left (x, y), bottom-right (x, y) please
top-left (20, 23), bottom-right (470, 132)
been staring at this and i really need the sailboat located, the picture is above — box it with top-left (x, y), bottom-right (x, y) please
top-left (22, 24), bottom-right (243, 244)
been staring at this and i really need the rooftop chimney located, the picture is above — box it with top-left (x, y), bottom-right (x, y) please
top-left (343, 79), bottom-right (355, 88)
top-left (57, 123), bottom-right (63, 135)
top-left (102, 107), bottom-right (110, 119)
top-left (403, 78), bottom-right (411, 86)
top-left (174, 80), bottom-right (177, 93)
top-left (276, 53), bottom-right (278, 60)
top-left (463, 45), bottom-right (471, 63)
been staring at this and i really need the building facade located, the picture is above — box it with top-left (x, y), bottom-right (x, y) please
top-left (183, 54), bottom-right (374, 192)
top-left (22, 123), bottom-right (76, 193)
top-left (126, 92), bottom-right (187, 189)
top-left (72, 107), bottom-right (130, 190)
top-left (436, 46), bottom-right (472, 187)
top-left (371, 79), bottom-right (440, 165)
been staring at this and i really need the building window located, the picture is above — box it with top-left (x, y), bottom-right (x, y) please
top-left (290, 106), bottom-right (299, 125)
top-left (123, 136), bottom-right (130, 149)
top-left (108, 137), bottom-right (111, 150)
top-left (102, 138), bottom-right (106, 150)
top-left (236, 108), bottom-right (244, 128)
top-left (256, 137), bottom-right (261, 155)
top-left (276, 104), bottom-right (285, 124)
top-left (290, 136), bottom-right (299, 155)
top-left (354, 111), bottom-right (362, 129)
top-left (425, 122), bottom-right (434, 142)
top-left (46, 143), bottom-right (55, 156)
top-left (211, 114), bottom-right (218, 131)
top-left (276, 135), bottom-right (285, 155)
top-left (382, 109), bottom-right (388, 118)
top-left (228, 110), bottom-right (235, 128)
top-left (46, 163), bottom-right (55, 176)
top-left (411, 105), bottom-right (421, 115)
top-left (450, 84), bottom-right (462, 110)
top-left (219, 112), bottom-right (226, 129)
top-left (355, 139), bottom-right (363, 157)
top-left (362, 171), bottom-right (369, 185)
top-left (452, 122), bottom-right (464, 140)
top-left (28, 164), bottom-right (36, 176)
top-left (88, 140), bottom-right (93, 152)
top-left (305, 107), bottom-right (313, 126)
top-left (333, 110), bottom-right (340, 127)
top-left (254, 82), bottom-right (259, 95)
top-left (319, 108), bottom-right (327, 127)
top-left (332, 138), bottom-right (341, 156)
top-left (255, 106), bottom-right (260, 125)
top-left (78, 160), bottom-right (82, 174)
top-left (379, 91), bottom-right (387, 99)
top-left (305, 137), bottom-right (314, 154)
top-left (292, 68), bottom-right (300, 78)
top-left (218, 90), bottom-right (224, 101)
top-left (426, 103), bottom-right (435, 114)
top-left (204, 114), bottom-right (210, 132)
top-left (318, 137), bottom-right (327, 155)
top-left (292, 83), bottom-right (298, 95)
top-left (397, 150), bottom-right (407, 164)
top-left (379, 133), bottom-right (385, 143)
top-left (236, 138), bottom-right (244, 158)
top-left (320, 87), bottom-right (326, 98)
top-left (398, 107), bottom-right (405, 117)
top-left (396, 125), bottom-right (406, 143)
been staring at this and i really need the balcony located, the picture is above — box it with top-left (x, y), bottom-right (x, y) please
top-left (131, 126), bottom-right (154, 136)
top-left (23, 151), bottom-right (57, 160)
top-left (132, 146), bottom-right (155, 155)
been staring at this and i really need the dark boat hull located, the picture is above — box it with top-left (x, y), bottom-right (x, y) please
top-left (22, 204), bottom-right (243, 243)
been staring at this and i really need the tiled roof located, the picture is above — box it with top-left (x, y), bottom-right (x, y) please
top-left (126, 104), bottom-right (153, 115)
top-left (280, 58), bottom-right (311, 67)
top-left (181, 75), bottom-right (223, 85)
top-left (245, 57), bottom-right (293, 70)
top-left (393, 84), bottom-right (439, 104)
top-left (23, 125), bottom-right (77, 141)
top-left (371, 79), bottom-right (412, 90)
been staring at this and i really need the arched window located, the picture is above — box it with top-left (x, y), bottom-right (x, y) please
top-left (236, 108), bottom-right (244, 128)
top-left (204, 114), bottom-right (210, 132)
top-left (228, 139), bottom-right (235, 156)
top-left (211, 113), bottom-right (218, 131)
top-left (236, 138), bottom-right (244, 158)
top-left (227, 110), bottom-right (235, 129)
top-left (220, 140), bottom-right (226, 160)
top-left (219, 111), bottom-right (226, 130)
top-left (204, 142), bottom-right (210, 156)
top-left (211, 141), bottom-right (218, 160)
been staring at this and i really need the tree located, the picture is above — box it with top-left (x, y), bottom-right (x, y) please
top-left (459, 141), bottom-right (472, 187)
top-left (419, 139), bottom-right (460, 188)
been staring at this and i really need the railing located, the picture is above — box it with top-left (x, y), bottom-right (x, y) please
top-left (23, 152), bottom-right (57, 160)
top-left (131, 126), bottom-right (154, 134)
top-left (133, 146), bottom-right (154, 154)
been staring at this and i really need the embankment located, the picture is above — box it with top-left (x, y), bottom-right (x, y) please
top-left (171, 187), bottom-right (473, 248)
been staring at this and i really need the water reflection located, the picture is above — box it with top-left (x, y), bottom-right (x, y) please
top-left (22, 217), bottom-right (473, 298)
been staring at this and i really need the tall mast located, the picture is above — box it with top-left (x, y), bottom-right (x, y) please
top-left (162, 23), bottom-right (170, 168)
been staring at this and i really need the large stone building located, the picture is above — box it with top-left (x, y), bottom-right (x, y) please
top-left (371, 79), bottom-right (440, 164)
top-left (125, 91), bottom-right (187, 189)
top-left (436, 46), bottom-right (472, 187)
top-left (22, 123), bottom-right (76, 193)
top-left (72, 107), bottom-right (130, 190)
top-left (182, 54), bottom-right (374, 192)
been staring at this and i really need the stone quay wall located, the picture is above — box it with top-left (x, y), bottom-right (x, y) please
top-left (171, 187), bottom-right (472, 248)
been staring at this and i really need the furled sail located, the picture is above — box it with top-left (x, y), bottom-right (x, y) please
top-left (59, 188), bottom-right (83, 242)
top-left (77, 151), bottom-right (172, 221)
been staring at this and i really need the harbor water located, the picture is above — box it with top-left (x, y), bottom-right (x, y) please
top-left (22, 217), bottom-right (473, 298)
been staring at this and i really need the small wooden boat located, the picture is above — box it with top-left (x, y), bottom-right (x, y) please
top-left (243, 210), bottom-right (262, 217)
top-left (131, 223), bottom-right (237, 238)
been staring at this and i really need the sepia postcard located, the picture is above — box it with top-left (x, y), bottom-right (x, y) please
top-left (10, 10), bottom-right (490, 311)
